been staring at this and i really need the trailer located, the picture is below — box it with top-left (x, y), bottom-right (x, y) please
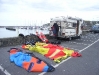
top-left (49, 16), bottom-right (83, 40)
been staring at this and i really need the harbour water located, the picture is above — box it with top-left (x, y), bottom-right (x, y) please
top-left (0, 28), bottom-right (49, 39)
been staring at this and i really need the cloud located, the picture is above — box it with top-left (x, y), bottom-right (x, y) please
top-left (81, 4), bottom-right (99, 11)
top-left (0, 0), bottom-right (99, 26)
top-left (65, 0), bottom-right (99, 11)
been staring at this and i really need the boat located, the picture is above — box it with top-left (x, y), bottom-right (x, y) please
top-left (6, 27), bottom-right (16, 31)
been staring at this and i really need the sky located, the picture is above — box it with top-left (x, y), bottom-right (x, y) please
top-left (0, 0), bottom-right (99, 26)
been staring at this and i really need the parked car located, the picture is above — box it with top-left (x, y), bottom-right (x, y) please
top-left (90, 24), bottom-right (99, 33)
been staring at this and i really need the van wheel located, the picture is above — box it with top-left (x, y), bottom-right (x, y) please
top-left (68, 37), bottom-right (72, 41)
top-left (78, 36), bottom-right (81, 39)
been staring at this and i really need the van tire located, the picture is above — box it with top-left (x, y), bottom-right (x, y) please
top-left (78, 36), bottom-right (81, 39)
top-left (68, 37), bottom-right (72, 41)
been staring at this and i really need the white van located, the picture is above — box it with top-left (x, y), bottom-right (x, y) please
top-left (49, 16), bottom-right (83, 40)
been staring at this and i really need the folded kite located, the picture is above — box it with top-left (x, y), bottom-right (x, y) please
top-left (36, 32), bottom-right (49, 43)
top-left (8, 48), bottom-right (55, 72)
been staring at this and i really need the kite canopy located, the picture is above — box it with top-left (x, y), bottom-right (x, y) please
top-left (8, 48), bottom-right (55, 72)
top-left (22, 42), bottom-right (81, 63)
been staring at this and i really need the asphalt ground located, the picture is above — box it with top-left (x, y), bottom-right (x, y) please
top-left (0, 32), bottom-right (99, 75)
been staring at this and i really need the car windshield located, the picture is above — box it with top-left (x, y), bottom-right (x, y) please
top-left (92, 25), bottom-right (99, 30)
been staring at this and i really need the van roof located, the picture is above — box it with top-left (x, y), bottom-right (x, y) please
top-left (50, 16), bottom-right (82, 21)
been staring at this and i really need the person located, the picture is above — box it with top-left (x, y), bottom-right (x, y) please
top-left (52, 23), bottom-right (59, 39)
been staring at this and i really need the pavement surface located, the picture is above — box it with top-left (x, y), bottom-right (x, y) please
top-left (0, 32), bottom-right (99, 75)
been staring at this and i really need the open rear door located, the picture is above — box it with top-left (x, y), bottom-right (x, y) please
top-left (76, 20), bottom-right (79, 35)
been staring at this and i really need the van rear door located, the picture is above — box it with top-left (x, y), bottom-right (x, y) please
top-left (65, 28), bottom-right (76, 36)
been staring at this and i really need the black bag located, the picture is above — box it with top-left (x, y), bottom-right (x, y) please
top-left (50, 40), bottom-right (61, 44)
top-left (25, 40), bottom-right (36, 45)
